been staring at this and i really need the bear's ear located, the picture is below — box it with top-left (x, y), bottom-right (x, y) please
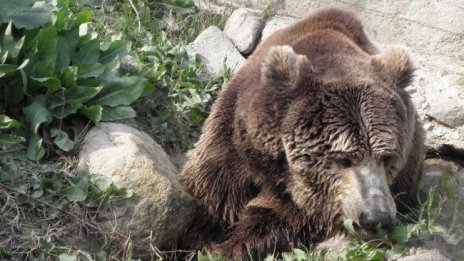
top-left (371, 47), bottom-right (415, 89)
top-left (261, 45), bottom-right (310, 90)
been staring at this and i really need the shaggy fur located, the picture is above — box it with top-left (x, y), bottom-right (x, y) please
top-left (179, 7), bottom-right (424, 259)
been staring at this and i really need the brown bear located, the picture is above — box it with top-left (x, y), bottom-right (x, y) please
top-left (179, 7), bottom-right (424, 259)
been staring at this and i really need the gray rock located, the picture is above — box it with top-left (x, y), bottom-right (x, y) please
top-left (223, 8), bottom-right (265, 54)
top-left (261, 15), bottom-right (298, 40)
top-left (406, 63), bottom-right (464, 155)
top-left (417, 159), bottom-right (464, 259)
top-left (422, 158), bottom-right (464, 201)
top-left (78, 122), bottom-right (195, 255)
top-left (190, 26), bottom-right (245, 76)
top-left (396, 248), bottom-right (450, 261)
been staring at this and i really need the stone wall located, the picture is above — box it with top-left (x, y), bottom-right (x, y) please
top-left (195, 0), bottom-right (464, 62)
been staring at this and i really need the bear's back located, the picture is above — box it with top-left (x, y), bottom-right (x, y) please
top-left (226, 7), bottom-right (378, 97)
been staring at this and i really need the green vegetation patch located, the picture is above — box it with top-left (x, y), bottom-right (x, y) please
top-left (0, 0), bottom-right (152, 161)
top-left (0, 156), bottom-right (132, 260)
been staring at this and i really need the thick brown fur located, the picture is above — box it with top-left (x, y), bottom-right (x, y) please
top-left (179, 7), bottom-right (424, 259)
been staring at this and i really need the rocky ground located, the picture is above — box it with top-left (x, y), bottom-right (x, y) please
top-left (76, 2), bottom-right (464, 260)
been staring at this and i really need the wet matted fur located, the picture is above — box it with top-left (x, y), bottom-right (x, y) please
top-left (179, 7), bottom-right (424, 259)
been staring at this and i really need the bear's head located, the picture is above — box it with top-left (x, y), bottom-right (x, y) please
top-left (249, 44), bottom-right (416, 237)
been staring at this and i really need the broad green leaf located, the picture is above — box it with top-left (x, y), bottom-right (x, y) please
top-left (89, 76), bottom-right (146, 107)
top-left (31, 77), bottom-right (62, 95)
top-left (72, 10), bottom-right (93, 28)
top-left (30, 26), bottom-right (58, 77)
top-left (390, 225), bottom-right (413, 243)
top-left (99, 40), bottom-right (131, 64)
top-left (26, 134), bottom-right (45, 160)
top-left (0, 115), bottom-right (21, 129)
top-left (3, 79), bottom-right (26, 107)
top-left (36, 26), bottom-right (58, 60)
top-left (49, 85), bottom-right (103, 119)
top-left (101, 106), bottom-right (136, 121)
top-left (64, 85), bottom-right (103, 101)
top-left (78, 105), bottom-right (102, 123)
top-left (0, 64), bottom-right (17, 78)
top-left (55, 36), bottom-right (71, 72)
top-left (30, 57), bottom-right (56, 78)
top-left (0, 134), bottom-right (25, 145)
top-left (0, 0), bottom-right (57, 29)
top-left (63, 185), bottom-right (87, 202)
top-left (23, 95), bottom-right (53, 134)
top-left (64, 28), bottom-right (79, 54)
top-left (1, 22), bottom-right (25, 59)
top-left (77, 63), bottom-right (106, 79)
top-left (72, 39), bottom-right (100, 64)
top-left (54, 10), bottom-right (69, 32)
top-left (51, 129), bottom-right (74, 151)
top-left (60, 66), bottom-right (77, 87)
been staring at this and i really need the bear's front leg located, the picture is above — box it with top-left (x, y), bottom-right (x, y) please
top-left (212, 195), bottom-right (298, 260)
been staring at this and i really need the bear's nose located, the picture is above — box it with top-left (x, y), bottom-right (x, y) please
top-left (358, 211), bottom-right (393, 230)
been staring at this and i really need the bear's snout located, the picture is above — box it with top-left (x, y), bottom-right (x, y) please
top-left (358, 209), bottom-right (393, 231)
top-left (338, 157), bottom-right (397, 234)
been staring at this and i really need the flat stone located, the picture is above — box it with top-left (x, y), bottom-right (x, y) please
top-left (190, 26), bottom-right (245, 76)
top-left (223, 8), bottom-right (265, 54)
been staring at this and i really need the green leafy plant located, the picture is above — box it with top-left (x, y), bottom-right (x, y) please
top-left (0, 114), bottom-right (24, 146)
top-left (133, 30), bottom-right (230, 149)
top-left (89, 0), bottom-right (230, 150)
top-left (0, 0), bottom-right (153, 160)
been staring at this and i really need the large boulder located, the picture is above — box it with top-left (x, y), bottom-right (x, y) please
top-left (78, 122), bottom-right (195, 256)
top-left (189, 25), bottom-right (245, 76)
top-left (406, 57), bottom-right (464, 156)
top-left (223, 8), bottom-right (265, 54)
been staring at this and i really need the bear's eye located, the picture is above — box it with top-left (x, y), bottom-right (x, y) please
top-left (335, 158), bottom-right (353, 168)
top-left (382, 154), bottom-right (394, 166)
